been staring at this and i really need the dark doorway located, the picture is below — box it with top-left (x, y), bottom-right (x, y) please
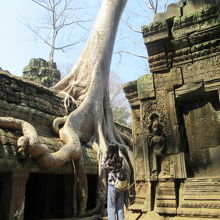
top-left (0, 172), bottom-right (12, 220)
top-left (87, 174), bottom-right (98, 210)
top-left (24, 173), bottom-right (74, 220)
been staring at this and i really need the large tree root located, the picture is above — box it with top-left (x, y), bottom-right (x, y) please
top-left (0, 117), bottom-right (81, 166)
top-left (0, 116), bottom-right (88, 215)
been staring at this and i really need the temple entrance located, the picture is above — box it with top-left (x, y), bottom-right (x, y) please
top-left (24, 173), bottom-right (74, 220)
top-left (24, 173), bottom-right (98, 219)
top-left (87, 174), bottom-right (98, 210)
top-left (0, 172), bottom-right (11, 220)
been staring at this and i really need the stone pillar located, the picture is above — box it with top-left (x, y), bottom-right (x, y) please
top-left (9, 170), bottom-right (30, 220)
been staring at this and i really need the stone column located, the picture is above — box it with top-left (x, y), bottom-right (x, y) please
top-left (9, 170), bottom-right (30, 220)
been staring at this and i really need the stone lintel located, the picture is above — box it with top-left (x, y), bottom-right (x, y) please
top-left (137, 74), bottom-right (155, 100)
top-left (175, 81), bottom-right (205, 102)
top-left (154, 67), bottom-right (183, 90)
top-left (123, 80), bottom-right (140, 108)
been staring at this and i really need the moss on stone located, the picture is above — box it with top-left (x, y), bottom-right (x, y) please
top-left (23, 58), bottom-right (61, 88)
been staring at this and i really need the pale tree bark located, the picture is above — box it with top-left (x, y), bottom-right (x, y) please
top-left (0, 0), bottom-right (133, 217)
top-left (53, 0), bottom-right (134, 214)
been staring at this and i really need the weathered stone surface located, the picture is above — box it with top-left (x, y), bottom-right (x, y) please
top-left (153, 68), bottom-right (183, 90)
top-left (137, 74), bottom-right (155, 100)
top-left (182, 0), bottom-right (216, 15)
top-left (0, 71), bottom-right (98, 173)
top-left (143, 211), bottom-right (165, 220)
top-left (154, 1), bottom-right (185, 22)
top-left (0, 68), bottom-right (103, 219)
top-left (124, 0), bottom-right (220, 219)
top-left (142, 2), bottom-right (220, 73)
top-left (178, 178), bottom-right (220, 217)
top-left (123, 80), bottom-right (140, 108)
top-left (23, 58), bottom-right (61, 87)
top-left (155, 180), bottom-right (177, 214)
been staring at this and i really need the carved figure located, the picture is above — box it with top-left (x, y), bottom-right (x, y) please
top-left (147, 113), bottom-right (166, 178)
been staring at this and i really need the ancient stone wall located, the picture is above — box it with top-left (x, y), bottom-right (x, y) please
top-left (0, 69), bottom-right (99, 220)
top-left (0, 68), bottom-right (132, 220)
top-left (124, 0), bottom-right (220, 219)
top-left (0, 69), bottom-right (98, 173)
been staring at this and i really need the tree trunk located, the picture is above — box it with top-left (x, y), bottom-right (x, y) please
top-left (53, 0), bottom-right (133, 215)
top-left (0, 0), bottom-right (133, 217)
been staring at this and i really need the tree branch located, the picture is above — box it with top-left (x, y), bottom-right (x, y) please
top-left (46, 38), bottom-right (87, 51)
top-left (31, 0), bottom-right (53, 11)
top-left (56, 19), bottom-right (92, 32)
top-left (122, 18), bottom-right (142, 34)
top-left (115, 50), bottom-right (148, 59)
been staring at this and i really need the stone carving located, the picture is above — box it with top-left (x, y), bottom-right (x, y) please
top-left (147, 113), bottom-right (166, 179)
top-left (178, 178), bottom-right (220, 217)
top-left (154, 180), bottom-right (177, 214)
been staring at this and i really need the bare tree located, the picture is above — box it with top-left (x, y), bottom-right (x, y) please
top-left (28, 0), bottom-right (92, 61)
top-left (109, 71), bottom-right (131, 126)
top-left (114, 0), bottom-right (177, 61)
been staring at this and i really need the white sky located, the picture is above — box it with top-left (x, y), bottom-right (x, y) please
top-left (0, 0), bottom-right (176, 83)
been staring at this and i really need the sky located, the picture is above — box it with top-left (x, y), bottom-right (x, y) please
top-left (0, 0), bottom-right (176, 84)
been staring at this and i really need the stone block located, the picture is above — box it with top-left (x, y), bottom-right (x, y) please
top-left (178, 178), bottom-right (220, 217)
top-left (155, 180), bottom-right (177, 214)
top-left (154, 3), bottom-right (182, 22)
top-left (137, 74), bottom-right (155, 100)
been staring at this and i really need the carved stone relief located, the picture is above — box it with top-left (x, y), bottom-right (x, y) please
top-left (142, 90), bottom-right (171, 136)
top-left (155, 180), bottom-right (177, 214)
top-left (181, 56), bottom-right (220, 83)
top-left (144, 112), bottom-right (167, 180)
top-left (178, 178), bottom-right (220, 217)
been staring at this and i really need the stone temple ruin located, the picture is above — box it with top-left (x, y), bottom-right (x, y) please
top-left (123, 0), bottom-right (220, 219)
top-left (0, 0), bottom-right (220, 219)
top-left (23, 58), bottom-right (61, 88)
top-left (0, 61), bottom-right (131, 220)
top-left (0, 67), bottom-right (96, 219)
top-left (0, 57), bottom-right (131, 219)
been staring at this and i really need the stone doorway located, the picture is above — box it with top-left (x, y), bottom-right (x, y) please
top-left (24, 173), bottom-right (98, 219)
top-left (24, 173), bottom-right (74, 220)
top-left (0, 172), bottom-right (11, 220)
top-left (87, 174), bottom-right (98, 210)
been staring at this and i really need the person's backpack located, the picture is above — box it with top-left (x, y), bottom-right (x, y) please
top-left (114, 169), bottom-right (128, 190)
